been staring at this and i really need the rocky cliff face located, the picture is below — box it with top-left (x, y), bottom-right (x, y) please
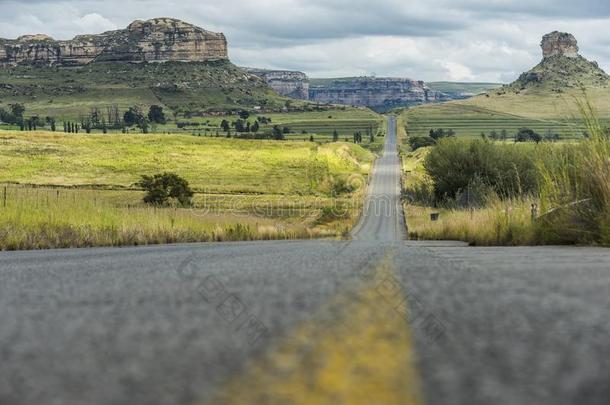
top-left (244, 69), bottom-right (309, 99)
top-left (541, 32), bottom-right (579, 58)
top-left (510, 31), bottom-right (609, 90)
top-left (309, 77), bottom-right (439, 111)
top-left (0, 18), bottom-right (228, 66)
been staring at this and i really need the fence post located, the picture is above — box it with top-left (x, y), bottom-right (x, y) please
top-left (531, 203), bottom-right (538, 222)
top-left (3, 186), bottom-right (6, 208)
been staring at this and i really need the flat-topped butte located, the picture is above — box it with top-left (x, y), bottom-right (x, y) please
top-left (0, 17), bottom-right (228, 67)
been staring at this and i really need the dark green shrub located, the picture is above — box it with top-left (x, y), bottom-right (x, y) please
top-left (424, 138), bottom-right (539, 202)
top-left (137, 173), bottom-right (194, 207)
top-left (408, 136), bottom-right (436, 151)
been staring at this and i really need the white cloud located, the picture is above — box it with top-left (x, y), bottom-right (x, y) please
top-left (0, 0), bottom-right (609, 81)
top-left (440, 62), bottom-right (476, 81)
top-left (74, 13), bottom-right (117, 34)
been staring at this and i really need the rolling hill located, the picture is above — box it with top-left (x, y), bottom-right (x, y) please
top-left (403, 31), bottom-right (610, 140)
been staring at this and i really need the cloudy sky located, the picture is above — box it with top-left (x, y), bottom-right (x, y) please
top-left (1, 0), bottom-right (610, 82)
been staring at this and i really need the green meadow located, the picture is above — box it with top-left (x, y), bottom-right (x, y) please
top-left (402, 102), bottom-right (592, 139)
top-left (0, 131), bottom-right (375, 249)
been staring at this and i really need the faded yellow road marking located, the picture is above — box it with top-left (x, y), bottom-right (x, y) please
top-left (210, 253), bottom-right (423, 405)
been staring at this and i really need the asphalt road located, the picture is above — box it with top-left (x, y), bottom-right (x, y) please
top-left (1, 117), bottom-right (610, 404)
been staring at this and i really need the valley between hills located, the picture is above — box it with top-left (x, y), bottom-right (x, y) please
top-left (0, 19), bottom-right (609, 248)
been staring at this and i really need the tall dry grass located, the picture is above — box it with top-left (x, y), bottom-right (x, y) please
top-left (537, 98), bottom-right (610, 245)
top-left (407, 97), bottom-right (610, 246)
top-left (0, 186), bottom-right (318, 250)
top-left (406, 198), bottom-right (536, 246)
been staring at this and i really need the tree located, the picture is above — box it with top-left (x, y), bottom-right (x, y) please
top-left (220, 119), bottom-right (230, 133)
top-left (309, 135), bottom-right (315, 142)
top-left (124, 107), bottom-right (145, 127)
top-left (282, 126), bottom-right (291, 134)
top-left (238, 110), bottom-right (250, 120)
top-left (137, 173), bottom-right (194, 207)
top-left (333, 130), bottom-right (339, 142)
top-left (234, 119), bottom-right (246, 133)
top-left (408, 136), bottom-right (436, 151)
top-left (140, 119), bottom-right (150, 134)
top-left (429, 128), bottom-right (456, 141)
top-left (515, 128), bottom-right (542, 143)
top-left (272, 125), bottom-right (285, 140)
top-left (251, 121), bottom-right (260, 133)
top-left (10, 104), bottom-right (25, 120)
top-left (148, 105), bottom-right (166, 124)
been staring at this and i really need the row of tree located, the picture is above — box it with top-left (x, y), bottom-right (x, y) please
top-left (3, 104), bottom-right (169, 134)
top-left (409, 127), bottom-right (565, 151)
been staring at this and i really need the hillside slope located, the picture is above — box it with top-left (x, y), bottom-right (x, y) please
top-left (403, 32), bottom-right (610, 139)
top-left (0, 18), bottom-right (293, 119)
top-left (0, 61), bottom-right (289, 118)
top-left (455, 31), bottom-right (610, 118)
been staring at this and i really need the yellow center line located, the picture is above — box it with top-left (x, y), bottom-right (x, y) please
top-left (209, 252), bottom-right (423, 405)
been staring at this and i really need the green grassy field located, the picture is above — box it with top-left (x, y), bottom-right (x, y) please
top-left (402, 85), bottom-right (610, 140)
top-left (402, 101), bottom-right (596, 139)
top-left (0, 131), bottom-right (375, 249)
top-left (1, 105), bottom-right (383, 150)
top-left (427, 82), bottom-right (503, 96)
top-left (0, 131), bottom-right (373, 194)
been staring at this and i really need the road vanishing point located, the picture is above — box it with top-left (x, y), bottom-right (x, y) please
top-left (1, 117), bottom-right (610, 405)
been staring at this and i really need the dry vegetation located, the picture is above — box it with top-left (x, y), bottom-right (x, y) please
top-left (0, 131), bottom-right (375, 250)
top-left (403, 99), bottom-right (610, 246)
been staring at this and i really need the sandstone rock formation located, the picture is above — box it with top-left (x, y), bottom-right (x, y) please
top-left (0, 18), bottom-right (228, 66)
top-left (309, 77), bottom-right (439, 111)
top-left (541, 32), bottom-right (579, 59)
top-left (510, 31), bottom-right (609, 90)
top-left (246, 69), bottom-right (450, 110)
top-left (244, 69), bottom-right (309, 99)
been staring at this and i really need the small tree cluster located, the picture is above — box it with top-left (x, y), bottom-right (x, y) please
top-left (137, 173), bottom-right (194, 207)
top-left (515, 128), bottom-right (542, 143)
top-left (429, 128), bottom-right (456, 141)
top-left (0, 104), bottom-right (25, 125)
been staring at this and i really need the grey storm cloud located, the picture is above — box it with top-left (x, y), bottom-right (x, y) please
top-left (0, 0), bottom-right (609, 81)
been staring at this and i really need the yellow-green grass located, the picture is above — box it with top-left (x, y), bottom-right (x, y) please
top-left (0, 132), bottom-right (374, 249)
top-left (0, 185), bottom-right (320, 250)
top-left (403, 88), bottom-right (610, 140)
top-left (459, 87), bottom-right (610, 118)
top-left (0, 183), bottom-right (368, 250)
top-left (0, 131), bottom-right (374, 195)
top-left (402, 109), bottom-right (610, 246)
top-left (406, 201), bottom-right (536, 246)
top-left (401, 147), bottom-right (430, 187)
top-left (403, 103), bottom-right (592, 140)
top-left (155, 108), bottom-right (384, 145)
top-left (1, 108), bottom-right (384, 151)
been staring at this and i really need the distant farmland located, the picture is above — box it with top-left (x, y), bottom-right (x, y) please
top-left (403, 103), bottom-right (595, 139)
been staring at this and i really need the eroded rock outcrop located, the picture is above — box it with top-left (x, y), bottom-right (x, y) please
top-left (510, 31), bottom-right (609, 90)
top-left (0, 18), bottom-right (228, 66)
top-left (541, 32), bottom-right (579, 59)
top-left (309, 77), bottom-right (439, 111)
top-left (244, 69), bottom-right (309, 99)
